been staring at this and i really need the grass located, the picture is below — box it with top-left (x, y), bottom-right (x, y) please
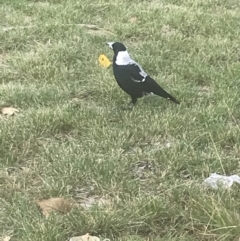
top-left (0, 0), bottom-right (240, 240)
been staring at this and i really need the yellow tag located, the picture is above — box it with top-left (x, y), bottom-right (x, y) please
top-left (98, 54), bottom-right (112, 68)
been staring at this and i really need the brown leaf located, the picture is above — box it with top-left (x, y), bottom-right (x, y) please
top-left (19, 166), bottom-right (30, 173)
top-left (129, 16), bottom-right (137, 23)
top-left (73, 24), bottom-right (115, 36)
top-left (36, 197), bottom-right (72, 217)
top-left (161, 25), bottom-right (177, 36)
top-left (86, 28), bottom-right (114, 36)
top-left (1, 236), bottom-right (11, 241)
top-left (1, 107), bottom-right (19, 116)
top-left (0, 53), bottom-right (8, 67)
top-left (75, 24), bottom-right (99, 29)
top-left (199, 85), bottom-right (211, 92)
top-left (69, 233), bottom-right (101, 241)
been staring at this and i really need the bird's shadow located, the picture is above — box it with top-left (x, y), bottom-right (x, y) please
top-left (109, 92), bottom-right (182, 114)
top-left (110, 97), bottom-right (180, 114)
top-left (140, 95), bottom-right (179, 110)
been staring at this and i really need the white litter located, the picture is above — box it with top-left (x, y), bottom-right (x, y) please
top-left (203, 173), bottom-right (240, 189)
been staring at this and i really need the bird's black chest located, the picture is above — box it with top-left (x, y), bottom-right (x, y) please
top-left (112, 63), bottom-right (143, 97)
top-left (113, 64), bottom-right (129, 83)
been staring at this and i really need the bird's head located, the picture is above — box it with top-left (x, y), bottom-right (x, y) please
top-left (106, 42), bottom-right (127, 55)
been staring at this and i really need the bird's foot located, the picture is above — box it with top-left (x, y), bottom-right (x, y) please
top-left (118, 102), bottom-right (135, 111)
top-left (120, 105), bottom-right (133, 111)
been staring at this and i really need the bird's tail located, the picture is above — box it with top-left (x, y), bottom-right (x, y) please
top-left (154, 85), bottom-right (180, 104)
top-left (144, 76), bottom-right (180, 104)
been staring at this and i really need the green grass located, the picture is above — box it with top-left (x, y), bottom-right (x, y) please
top-left (1, 0), bottom-right (240, 240)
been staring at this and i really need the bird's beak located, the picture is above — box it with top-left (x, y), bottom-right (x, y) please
top-left (106, 42), bottom-right (114, 49)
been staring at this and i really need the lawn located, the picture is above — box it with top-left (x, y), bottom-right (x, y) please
top-left (1, 0), bottom-right (240, 240)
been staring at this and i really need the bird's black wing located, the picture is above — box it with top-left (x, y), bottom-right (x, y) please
top-left (124, 62), bottom-right (180, 104)
top-left (126, 62), bottom-right (148, 83)
top-left (143, 76), bottom-right (180, 104)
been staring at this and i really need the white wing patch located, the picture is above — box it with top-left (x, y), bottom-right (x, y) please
top-left (115, 51), bottom-right (133, 65)
top-left (115, 51), bottom-right (148, 83)
top-left (131, 77), bottom-right (142, 83)
top-left (130, 63), bottom-right (148, 82)
top-left (135, 63), bottom-right (148, 82)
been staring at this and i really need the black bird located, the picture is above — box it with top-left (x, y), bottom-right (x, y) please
top-left (106, 42), bottom-right (180, 106)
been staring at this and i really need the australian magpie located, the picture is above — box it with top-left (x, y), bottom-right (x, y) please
top-left (106, 42), bottom-right (180, 106)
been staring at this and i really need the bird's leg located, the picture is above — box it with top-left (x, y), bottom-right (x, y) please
top-left (131, 97), bottom-right (137, 105)
top-left (118, 97), bottom-right (137, 111)
top-left (126, 97), bottom-right (137, 110)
